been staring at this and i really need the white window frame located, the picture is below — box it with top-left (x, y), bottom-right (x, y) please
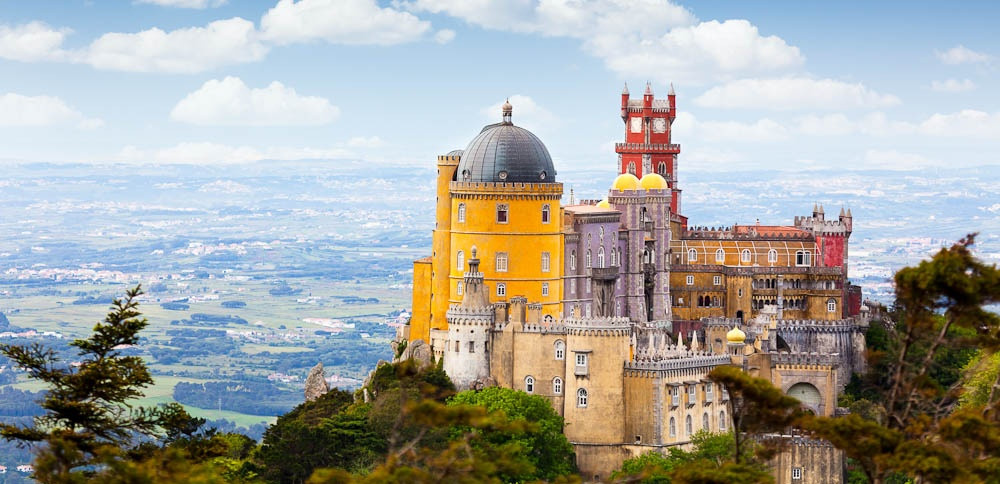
top-left (686, 275), bottom-right (694, 285)
top-left (685, 415), bottom-right (692, 435)
top-left (713, 275), bottom-right (721, 286)
top-left (586, 250), bottom-right (592, 268)
top-left (598, 247), bottom-right (606, 268)
top-left (569, 251), bottom-right (577, 271)
top-left (570, 278), bottom-right (576, 295)
top-left (496, 252), bottom-right (508, 272)
top-left (541, 204), bottom-right (550, 224)
top-left (827, 298), bottom-right (837, 312)
top-left (457, 250), bottom-right (464, 270)
top-left (541, 252), bottom-right (550, 272)
top-left (457, 203), bottom-right (466, 223)
top-left (525, 375), bottom-right (534, 393)
top-left (497, 283), bottom-right (506, 297)
top-left (554, 340), bottom-right (565, 360)
top-left (687, 248), bottom-right (697, 262)
top-left (741, 249), bottom-right (752, 263)
top-left (715, 248), bottom-right (725, 263)
top-left (796, 250), bottom-right (811, 267)
top-left (541, 282), bottom-right (549, 297)
top-left (792, 467), bottom-right (802, 480)
top-left (457, 281), bottom-right (463, 295)
top-left (496, 203), bottom-right (509, 224)
top-left (576, 353), bottom-right (588, 367)
top-left (702, 412), bottom-right (709, 430)
top-left (577, 388), bottom-right (588, 407)
top-left (553, 377), bottom-right (563, 395)
top-left (768, 248), bottom-right (778, 263)
top-left (719, 411), bottom-right (727, 431)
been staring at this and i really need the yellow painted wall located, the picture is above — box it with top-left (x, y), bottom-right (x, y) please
top-left (410, 258), bottom-right (433, 343)
top-left (428, 156), bottom-right (460, 333)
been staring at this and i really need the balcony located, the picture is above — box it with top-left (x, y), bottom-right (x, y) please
top-left (590, 266), bottom-right (620, 281)
top-left (615, 142), bottom-right (681, 154)
top-left (575, 365), bottom-right (589, 377)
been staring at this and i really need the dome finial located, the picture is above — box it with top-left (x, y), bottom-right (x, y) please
top-left (502, 98), bottom-right (513, 124)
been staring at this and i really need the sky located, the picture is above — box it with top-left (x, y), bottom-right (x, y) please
top-left (0, 0), bottom-right (998, 173)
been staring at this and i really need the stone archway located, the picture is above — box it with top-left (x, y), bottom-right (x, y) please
top-left (787, 382), bottom-right (822, 414)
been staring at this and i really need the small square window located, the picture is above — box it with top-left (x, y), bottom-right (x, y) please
top-left (496, 203), bottom-right (509, 224)
top-left (713, 275), bottom-right (721, 285)
top-left (497, 283), bottom-right (506, 297)
top-left (576, 353), bottom-right (588, 367)
top-left (792, 467), bottom-right (802, 480)
top-left (686, 275), bottom-right (694, 285)
top-left (542, 282), bottom-right (549, 297)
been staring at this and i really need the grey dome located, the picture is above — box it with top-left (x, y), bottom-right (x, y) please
top-left (456, 122), bottom-right (556, 183)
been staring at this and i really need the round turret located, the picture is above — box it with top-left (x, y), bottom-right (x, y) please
top-left (640, 173), bottom-right (668, 190)
top-left (456, 101), bottom-right (556, 184)
top-left (611, 173), bottom-right (641, 191)
top-left (596, 198), bottom-right (610, 209)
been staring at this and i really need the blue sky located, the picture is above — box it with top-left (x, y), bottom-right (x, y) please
top-left (0, 0), bottom-right (997, 172)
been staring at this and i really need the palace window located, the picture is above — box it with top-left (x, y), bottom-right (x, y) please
top-left (553, 377), bottom-right (563, 395)
top-left (706, 382), bottom-right (714, 401)
top-left (687, 248), bottom-right (697, 262)
top-left (616, 301), bottom-right (621, 317)
top-left (577, 388), bottom-right (588, 407)
top-left (827, 298), bottom-right (837, 313)
top-left (713, 275), bottom-right (721, 285)
top-left (457, 250), bottom-right (464, 270)
top-left (570, 279), bottom-right (576, 295)
top-left (525, 376), bottom-right (534, 393)
top-left (457, 203), bottom-right (466, 223)
top-left (685, 415), bottom-right (693, 435)
top-left (720, 411), bottom-right (727, 431)
top-left (795, 250), bottom-right (811, 266)
top-left (576, 352), bottom-right (588, 367)
top-left (554, 340), bottom-right (565, 360)
top-left (702, 413), bottom-right (709, 430)
top-left (688, 384), bottom-right (697, 403)
top-left (454, 340), bottom-right (460, 352)
top-left (715, 248), bottom-right (725, 263)
top-left (792, 467), bottom-right (803, 480)
top-left (598, 247), bottom-right (606, 268)
top-left (627, 162), bottom-right (636, 175)
top-left (768, 249), bottom-right (777, 263)
top-left (541, 204), bottom-right (551, 224)
top-left (496, 203), bottom-right (509, 224)
top-left (541, 252), bottom-right (550, 272)
top-left (468, 341), bottom-right (475, 353)
top-left (496, 252), bottom-right (508, 272)
top-left (657, 162), bottom-right (667, 176)
top-left (586, 250), bottom-right (592, 268)
top-left (741, 249), bottom-right (752, 263)
top-left (686, 275), bottom-right (694, 285)
top-left (497, 283), bottom-right (506, 297)
top-left (457, 281), bottom-right (463, 295)
top-left (569, 250), bottom-right (577, 270)
top-left (669, 417), bottom-right (676, 437)
top-left (542, 282), bottom-right (549, 297)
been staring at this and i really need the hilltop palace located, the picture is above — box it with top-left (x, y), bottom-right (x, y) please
top-left (399, 84), bottom-right (867, 482)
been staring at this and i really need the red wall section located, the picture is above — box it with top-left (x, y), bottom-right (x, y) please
top-left (818, 235), bottom-right (845, 268)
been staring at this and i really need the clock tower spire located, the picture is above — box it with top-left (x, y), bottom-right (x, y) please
top-left (615, 82), bottom-right (682, 214)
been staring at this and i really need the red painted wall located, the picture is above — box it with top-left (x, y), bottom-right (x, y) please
top-left (817, 235), bottom-right (845, 268)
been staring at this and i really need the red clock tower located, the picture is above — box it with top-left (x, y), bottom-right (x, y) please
top-left (617, 82), bottom-right (681, 214)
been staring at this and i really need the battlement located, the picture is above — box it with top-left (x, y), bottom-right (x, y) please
top-left (446, 305), bottom-right (495, 326)
top-left (564, 316), bottom-right (631, 336)
top-left (625, 354), bottom-right (730, 372)
top-left (450, 181), bottom-right (564, 197)
top-left (776, 319), bottom-right (859, 333)
top-left (772, 351), bottom-right (840, 368)
top-left (521, 323), bottom-right (567, 334)
top-left (757, 434), bottom-right (836, 448)
top-left (682, 228), bottom-right (813, 240)
top-left (436, 154), bottom-right (461, 164)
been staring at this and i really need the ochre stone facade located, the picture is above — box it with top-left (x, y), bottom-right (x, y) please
top-left (404, 87), bottom-right (867, 481)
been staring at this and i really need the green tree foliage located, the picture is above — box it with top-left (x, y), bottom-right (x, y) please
top-left (707, 366), bottom-right (803, 463)
top-left (612, 430), bottom-right (768, 483)
top-left (803, 236), bottom-right (1000, 483)
top-left (448, 387), bottom-right (576, 481)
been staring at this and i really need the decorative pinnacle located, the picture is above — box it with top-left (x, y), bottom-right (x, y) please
top-left (622, 82), bottom-right (629, 95)
top-left (501, 98), bottom-right (513, 124)
top-left (644, 81), bottom-right (653, 95)
top-left (668, 83), bottom-right (675, 95)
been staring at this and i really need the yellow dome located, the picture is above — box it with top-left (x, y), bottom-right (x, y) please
top-left (611, 173), bottom-right (641, 191)
top-left (596, 198), bottom-right (610, 209)
top-left (726, 325), bottom-right (746, 343)
top-left (640, 173), bottom-right (668, 190)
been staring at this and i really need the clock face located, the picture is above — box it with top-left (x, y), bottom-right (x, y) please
top-left (630, 117), bottom-right (642, 133)
top-left (652, 118), bottom-right (667, 133)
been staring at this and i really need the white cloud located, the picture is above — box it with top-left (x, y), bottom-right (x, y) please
top-left (795, 114), bottom-right (855, 136)
top-left (863, 149), bottom-right (935, 170)
top-left (433, 29), bottom-right (456, 44)
top-left (261, 0), bottom-right (432, 45)
top-left (85, 18), bottom-right (267, 73)
top-left (134, 0), bottom-right (227, 8)
top-left (694, 78), bottom-right (900, 110)
top-left (930, 78), bottom-right (976, 92)
top-left (672, 111), bottom-right (788, 142)
top-left (0, 93), bottom-right (103, 129)
top-left (481, 95), bottom-right (555, 128)
top-left (918, 109), bottom-right (1000, 138)
top-left (0, 22), bottom-right (71, 62)
top-left (936, 45), bottom-right (991, 65)
top-left (171, 77), bottom-right (339, 126)
top-left (408, 2), bottom-right (800, 83)
top-left (117, 142), bottom-right (355, 165)
top-left (347, 136), bottom-right (384, 148)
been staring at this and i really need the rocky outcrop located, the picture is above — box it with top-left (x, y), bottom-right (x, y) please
top-left (304, 362), bottom-right (329, 402)
top-left (398, 338), bottom-right (433, 369)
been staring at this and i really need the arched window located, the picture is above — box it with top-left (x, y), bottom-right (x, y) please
top-left (719, 411), bottom-right (727, 431)
top-left (457, 250), bottom-right (464, 270)
top-left (627, 162), bottom-right (636, 174)
top-left (569, 250), bottom-right (577, 270)
top-left (768, 249), bottom-right (777, 263)
top-left (687, 248), bottom-right (697, 262)
top-left (657, 161), bottom-right (667, 176)
top-left (598, 247), bottom-right (606, 268)
top-left (554, 340), bottom-right (565, 360)
top-left (541, 252), bottom-right (550, 272)
top-left (685, 415), bottom-right (692, 435)
top-left (795, 250), bottom-right (811, 266)
top-left (496, 252), bottom-right (508, 272)
top-left (497, 283), bottom-right (506, 297)
top-left (525, 376), bottom-right (534, 393)
top-left (712, 296), bottom-right (719, 307)
top-left (669, 417), bottom-right (676, 437)
top-left (541, 204), bottom-right (551, 224)
top-left (553, 377), bottom-right (563, 395)
top-left (541, 282), bottom-right (549, 296)
top-left (457, 203), bottom-right (466, 223)
top-left (741, 249), bottom-right (752, 263)
top-left (577, 388), bottom-right (588, 407)
top-left (715, 248), bottom-right (725, 263)
top-left (586, 250), bottom-right (592, 268)
top-left (457, 281), bottom-right (463, 295)
top-left (827, 298), bottom-right (837, 312)
top-left (702, 413), bottom-right (709, 430)
top-left (496, 203), bottom-right (509, 223)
